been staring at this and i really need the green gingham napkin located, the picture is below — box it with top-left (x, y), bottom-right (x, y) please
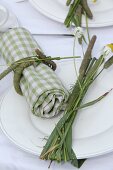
top-left (0, 28), bottom-right (69, 118)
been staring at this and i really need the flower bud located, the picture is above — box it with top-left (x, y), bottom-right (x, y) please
top-left (73, 27), bottom-right (84, 39)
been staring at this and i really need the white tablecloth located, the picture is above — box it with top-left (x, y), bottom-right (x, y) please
top-left (1, 0), bottom-right (113, 169)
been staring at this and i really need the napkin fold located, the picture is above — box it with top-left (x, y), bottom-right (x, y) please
top-left (0, 27), bottom-right (69, 118)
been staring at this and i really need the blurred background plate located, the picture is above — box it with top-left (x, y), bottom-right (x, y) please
top-left (0, 3), bottom-right (19, 32)
top-left (29, 0), bottom-right (113, 27)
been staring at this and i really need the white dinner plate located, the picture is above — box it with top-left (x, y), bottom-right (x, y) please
top-left (0, 3), bottom-right (19, 32)
top-left (0, 5), bottom-right (9, 26)
top-left (29, 0), bottom-right (113, 27)
top-left (1, 60), bottom-right (113, 159)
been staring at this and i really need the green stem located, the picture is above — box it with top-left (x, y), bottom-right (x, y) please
top-left (64, 0), bottom-right (81, 27)
top-left (73, 36), bottom-right (82, 90)
top-left (0, 63), bottom-right (19, 80)
top-left (83, 55), bottom-right (104, 88)
top-left (76, 89), bottom-right (112, 110)
top-left (0, 55), bottom-right (80, 80)
top-left (66, 0), bottom-right (73, 6)
top-left (85, 11), bottom-right (90, 43)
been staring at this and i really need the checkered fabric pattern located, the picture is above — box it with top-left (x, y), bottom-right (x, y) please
top-left (0, 28), bottom-right (69, 118)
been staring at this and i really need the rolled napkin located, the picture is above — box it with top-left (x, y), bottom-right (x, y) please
top-left (0, 27), bottom-right (69, 118)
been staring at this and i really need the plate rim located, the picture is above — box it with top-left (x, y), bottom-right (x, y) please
top-left (0, 88), bottom-right (41, 156)
top-left (1, 87), bottom-right (113, 159)
top-left (29, 0), bottom-right (113, 28)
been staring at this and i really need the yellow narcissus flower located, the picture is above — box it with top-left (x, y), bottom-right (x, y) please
top-left (101, 44), bottom-right (113, 57)
top-left (89, 0), bottom-right (97, 3)
top-left (92, 0), bottom-right (97, 3)
top-left (101, 43), bottom-right (113, 56)
top-left (107, 44), bottom-right (113, 52)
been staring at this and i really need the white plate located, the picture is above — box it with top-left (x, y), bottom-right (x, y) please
top-left (0, 5), bottom-right (9, 26)
top-left (29, 0), bottom-right (113, 27)
top-left (1, 60), bottom-right (113, 159)
top-left (0, 5), bottom-right (19, 32)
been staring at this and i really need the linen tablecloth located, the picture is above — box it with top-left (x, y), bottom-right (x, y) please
top-left (0, 0), bottom-right (113, 170)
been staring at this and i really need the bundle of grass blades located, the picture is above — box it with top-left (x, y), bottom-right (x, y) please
top-left (40, 35), bottom-right (113, 168)
top-left (64, 0), bottom-right (93, 28)
top-left (0, 55), bottom-right (80, 95)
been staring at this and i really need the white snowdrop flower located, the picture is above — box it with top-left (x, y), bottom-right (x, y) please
top-left (74, 27), bottom-right (84, 39)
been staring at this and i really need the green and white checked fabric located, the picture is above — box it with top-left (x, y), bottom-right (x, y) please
top-left (0, 27), bottom-right (69, 118)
